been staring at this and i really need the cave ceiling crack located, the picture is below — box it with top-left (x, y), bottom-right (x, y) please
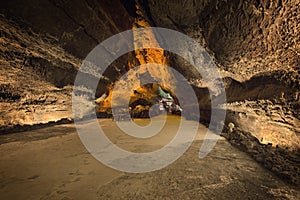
top-left (48, 0), bottom-right (100, 45)
top-left (83, 0), bottom-right (121, 33)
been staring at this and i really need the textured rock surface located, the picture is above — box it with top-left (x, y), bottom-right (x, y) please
top-left (1, 0), bottom-right (134, 58)
top-left (141, 0), bottom-right (300, 184)
top-left (0, 15), bottom-right (79, 130)
top-left (147, 0), bottom-right (300, 81)
top-left (0, 0), bottom-right (299, 185)
top-left (0, 0), bottom-right (134, 130)
top-left (97, 4), bottom-right (176, 112)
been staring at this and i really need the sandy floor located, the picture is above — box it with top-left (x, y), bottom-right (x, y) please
top-left (0, 116), bottom-right (299, 199)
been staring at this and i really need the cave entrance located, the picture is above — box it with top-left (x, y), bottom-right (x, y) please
top-left (96, 83), bottom-right (182, 120)
top-left (129, 83), bottom-right (181, 119)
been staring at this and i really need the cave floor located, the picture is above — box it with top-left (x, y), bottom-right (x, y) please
top-left (0, 117), bottom-right (299, 200)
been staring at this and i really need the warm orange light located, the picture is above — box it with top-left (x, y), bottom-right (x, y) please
top-left (98, 4), bottom-right (175, 113)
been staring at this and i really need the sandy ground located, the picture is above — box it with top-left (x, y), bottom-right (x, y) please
top-left (0, 116), bottom-right (299, 199)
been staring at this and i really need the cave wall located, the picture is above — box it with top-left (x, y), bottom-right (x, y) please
top-left (1, 0), bottom-right (134, 58)
top-left (0, 0), bottom-right (299, 184)
top-left (146, 0), bottom-right (299, 82)
top-left (141, 0), bottom-right (300, 184)
top-left (0, 0), bottom-right (134, 130)
top-left (141, 0), bottom-right (300, 144)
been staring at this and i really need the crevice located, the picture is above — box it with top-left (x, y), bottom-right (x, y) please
top-left (85, 0), bottom-right (121, 33)
top-left (138, 0), bottom-right (157, 27)
top-left (48, 0), bottom-right (99, 44)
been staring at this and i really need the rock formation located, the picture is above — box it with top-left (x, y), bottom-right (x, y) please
top-left (0, 0), bottom-right (299, 184)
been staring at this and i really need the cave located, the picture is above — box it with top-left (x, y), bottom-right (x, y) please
top-left (0, 0), bottom-right (299, 199)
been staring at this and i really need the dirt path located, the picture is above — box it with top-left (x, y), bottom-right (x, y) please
top-left (0, 117), bottom-right (299, 199)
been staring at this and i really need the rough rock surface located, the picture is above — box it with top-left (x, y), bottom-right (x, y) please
top-left (0, 0), bottom-right (134, 130)
top-left (147, 0), bottom-right (300, 81)
top-left (0, 0), bottom-right (299, 186)
top-left (223, 127), bottom-right (300, 185)
top-left (142, 0), bottom-right (300, 184)
top-left (0, 15), bottom-right (79, 130)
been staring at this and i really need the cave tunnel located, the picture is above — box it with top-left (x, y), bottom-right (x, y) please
top-left (0, 0), bottom-right (299, 199)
